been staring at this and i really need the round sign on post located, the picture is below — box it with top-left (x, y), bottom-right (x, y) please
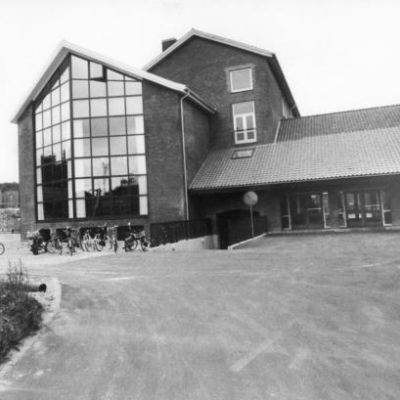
top-left (243, 191), bottom-right (258, 207)
top-left (243, 191), bottom-right (258, 238)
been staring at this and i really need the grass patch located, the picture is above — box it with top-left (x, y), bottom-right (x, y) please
top-left (0, 261), bottom-right (44, 364)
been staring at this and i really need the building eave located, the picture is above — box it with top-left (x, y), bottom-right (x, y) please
top-left (190, 172), bottom-right (400, 194)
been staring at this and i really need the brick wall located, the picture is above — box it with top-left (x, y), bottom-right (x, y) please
top-left (0, 190), bottom-right (19, 208)
top-left (18, 105), bottom-right (36, 239)
top-left (143, 81), bottom-right (186, 222)
top-left (182, 100), bottom-right (212, 219)
top-left (183, 99), bottom-right (212, 184)
top-left (149, 37), bottom-right (288, 148)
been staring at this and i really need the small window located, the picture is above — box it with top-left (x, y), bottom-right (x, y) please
top-left (90, 62), bottom-right (106, 81)
top-left (230, 68), bottom-right (253, 92)
top-left (232, 101), bottom-right (257, 144)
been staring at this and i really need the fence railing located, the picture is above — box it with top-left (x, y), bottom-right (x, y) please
top-left (150, 219), bottom-right (212, 247)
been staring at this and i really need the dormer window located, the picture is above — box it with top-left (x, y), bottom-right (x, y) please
top-left (233, 101), bottom-right (257, 144)
top-left (230, 68), bottom-right (253, 92)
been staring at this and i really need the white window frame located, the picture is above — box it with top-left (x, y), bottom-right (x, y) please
top-left (230, 68), bottom-right (253, 93)
top-left (232, 101), bottom-right (257, 144)
top-left (282, 100), bottom-right (291, 119)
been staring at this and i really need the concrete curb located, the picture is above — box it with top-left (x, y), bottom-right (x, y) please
top-left (227, 233), bottom-right (266, 250)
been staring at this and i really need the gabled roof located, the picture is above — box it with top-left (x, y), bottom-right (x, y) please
top-left (190, 105), bottom-right (400, 191)
top-left (144, 28), bottom-right (300, 117)
top-left (144, 28), bottom-right (274, 70)
top-left (11, 41), bottom-right (214, 123)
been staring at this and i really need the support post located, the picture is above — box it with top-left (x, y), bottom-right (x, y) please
top-left (250, 205), bottom-right (255, 237)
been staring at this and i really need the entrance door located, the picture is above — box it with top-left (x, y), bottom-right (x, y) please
top-left (345, 190), bottom-right (381, 227)
top-left (289, 193), bottom-right (324, 229)
top-left (363, 191), bottom-right (382, 226)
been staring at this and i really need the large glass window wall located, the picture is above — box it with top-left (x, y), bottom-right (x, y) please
top-left (34, 55), bottom-right (148, 221)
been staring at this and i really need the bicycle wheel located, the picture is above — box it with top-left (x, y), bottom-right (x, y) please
top-left (57, 240), bottom-right (63, 255)
top-left (95, 239), bottom-right (104, 252)
top-left (46, 240), bottom-right (57, 254)
top-left (68, 239), bottom-right (74, 256)
top-left (131, 238), bottom-right (139, 251)
top-left (82, 239), bottom-right (90, 252)
top-left (140, 237), bottom-right (149, 251)
top-left (0, 242), bottom-right (5, 255)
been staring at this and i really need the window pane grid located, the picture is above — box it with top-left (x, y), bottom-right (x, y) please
top-left (35, 55), bottom-right (146, 220)
top-left (232, 101), bottom-right (257, 144)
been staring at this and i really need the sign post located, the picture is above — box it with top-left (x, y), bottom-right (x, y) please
top-left (242, 191), bottom-right (258, 238)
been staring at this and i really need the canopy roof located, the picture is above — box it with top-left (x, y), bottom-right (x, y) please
top-left (190, 104), bottom-right (400, 191)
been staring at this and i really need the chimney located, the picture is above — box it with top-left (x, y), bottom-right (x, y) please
top-left (162, 38), bottom-right (177, 52)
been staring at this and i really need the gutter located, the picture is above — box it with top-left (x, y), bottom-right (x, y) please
top-left (184, 89), bottom-right (216, 114)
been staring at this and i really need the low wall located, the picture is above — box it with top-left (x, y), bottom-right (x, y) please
top-left (151, 235), bottom-right (219, 251)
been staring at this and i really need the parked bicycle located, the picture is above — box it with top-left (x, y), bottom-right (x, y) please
top-left (46, 229), bottom-right (63, 255)
top-left (81, 228), bottom-right (105, 252)
top-left (62, 227), bottom-right (80, 256)
top-left (104, 225), bottom-right (119, 253)
top-left (0, 242), bottom-right (5, 256)
top-left (123, 223), bottom-right (149, 252)
top-left (28, 231), bottom-right (48, 255)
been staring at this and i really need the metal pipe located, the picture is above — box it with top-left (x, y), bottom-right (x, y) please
top-left (180, 91), bottom-right (190, 220)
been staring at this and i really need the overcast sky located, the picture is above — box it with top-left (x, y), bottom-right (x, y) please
top-left (1, 0), bottom-right (400, 183)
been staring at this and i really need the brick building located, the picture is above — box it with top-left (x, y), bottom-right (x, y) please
top-left (12, 29), bottom-right (400, 246)
top-left (0, 183), bottom-right (19, 209)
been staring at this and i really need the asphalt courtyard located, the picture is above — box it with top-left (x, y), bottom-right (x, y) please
top-left (1, 232), bottom-right (400, 399)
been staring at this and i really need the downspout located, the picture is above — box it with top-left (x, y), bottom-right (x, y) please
top-left (180, 90), bottom-right (190, 220)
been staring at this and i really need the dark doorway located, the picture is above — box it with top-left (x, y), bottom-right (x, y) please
top-left (216, 209), bottom-right (267, 249)
top-left (289, 193), bottom-right (324, 229)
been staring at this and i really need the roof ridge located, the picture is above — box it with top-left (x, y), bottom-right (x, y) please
top-left (189, 28), bottom-right (276, 57)
top-left (282, 103), bottom-right (400, 122)
top-left (143, 28), bottom-right (275, 71)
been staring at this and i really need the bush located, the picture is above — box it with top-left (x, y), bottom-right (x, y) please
top-left (0, 262), bottom-right (43, 364)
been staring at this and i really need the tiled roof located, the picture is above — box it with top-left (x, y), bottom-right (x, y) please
top-left (190, 124), bottom-right (400, 191)
top-left (278, 104), bottom-right (400, 142)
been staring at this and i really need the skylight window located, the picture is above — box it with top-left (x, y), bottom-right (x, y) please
top-left (232, 148), bottom-right (255, 159)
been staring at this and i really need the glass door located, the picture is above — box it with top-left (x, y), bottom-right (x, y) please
top-left (289, 193), bottom-right (324, 229)
top-left (363, 191), bottom-right (381, 226)
top-left (345, 192), bottom-right (363, 227)
top-left (345, 190), bottom-right (382, 227)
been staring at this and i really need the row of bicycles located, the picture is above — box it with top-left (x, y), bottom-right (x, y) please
top-left (28, 223), bottom-right (149, 256)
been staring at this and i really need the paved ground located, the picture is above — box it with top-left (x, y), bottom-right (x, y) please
top-left (1, 232), bottom-right (400, 399)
